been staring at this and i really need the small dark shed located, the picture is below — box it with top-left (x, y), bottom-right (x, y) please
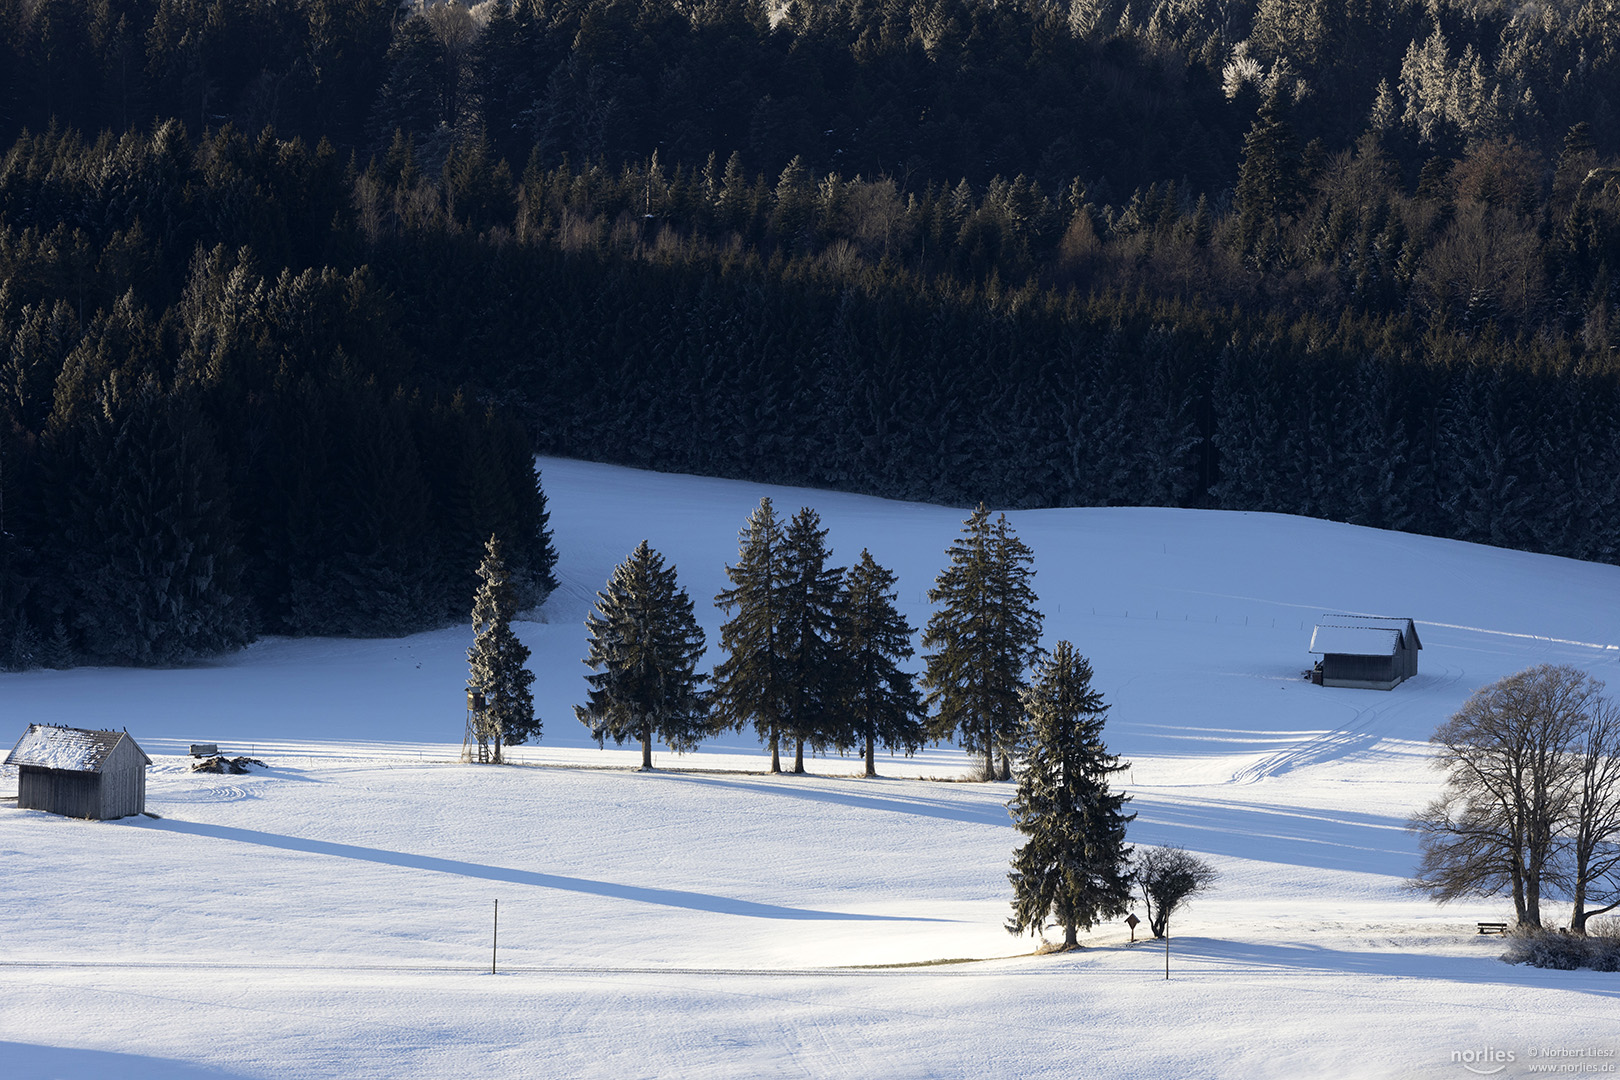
top-left (1309, 615), bottom-right (1422, 690)
top-left (4, 724), bottom-right (151, 819)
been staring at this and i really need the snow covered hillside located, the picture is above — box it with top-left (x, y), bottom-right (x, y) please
top-left (3, 458), bottom-right (1618, 1079)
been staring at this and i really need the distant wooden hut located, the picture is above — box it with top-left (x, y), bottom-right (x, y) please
top-left (4, 725), bottom-right (151, 819)
top-left (1308, 615), bottom-right (1422, 690)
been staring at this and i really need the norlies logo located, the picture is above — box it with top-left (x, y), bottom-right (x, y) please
top-left (1454, 1047), bottom-right (1517, 1075)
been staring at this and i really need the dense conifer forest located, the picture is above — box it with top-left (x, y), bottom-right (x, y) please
top-left (4, 0), bottom-right (1620, 669)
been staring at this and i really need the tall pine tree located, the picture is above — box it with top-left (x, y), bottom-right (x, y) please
top-left (712, 497), bottom-right (791, 772)
top-left (466, 534), bottom-right (537, 762)
top-left (922, 505), bottom-right (1043, 781)
top-left (834, 549), bottom-right (926, 778)
top-left (1234, 90), bottom-right (1305, 268)
top-left (575, 540), bottom-right (709, 770)
top-left (1007, 641), bottom-right (1134, 949)
top-left (779, 506), bottom-right (843, 774)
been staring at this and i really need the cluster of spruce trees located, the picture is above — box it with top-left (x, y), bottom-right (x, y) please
top-left (577, 498), bottom-right (1052, 778)
top-left (0, 126), bottom-right (557, 669)
top-left (577, 497), bottom-right (924, 774)
top-left (8, 0), bottom-right (1620, 672)
top-left (7, 0), bottom-right (1619, 198)
top-left (575, 498), bottom-right (1147, 948)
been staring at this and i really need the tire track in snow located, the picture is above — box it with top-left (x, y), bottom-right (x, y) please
top-left (1230, 662), bottom-right (1470, 783)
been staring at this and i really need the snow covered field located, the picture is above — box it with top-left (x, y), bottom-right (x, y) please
top-left (3, 457), bottom-right (1619, 1079)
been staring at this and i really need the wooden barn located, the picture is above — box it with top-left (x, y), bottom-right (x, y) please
top-left (4, 724), bottom-right (151, 820)
top-left (1309, 616), bottom-right (1422, 690)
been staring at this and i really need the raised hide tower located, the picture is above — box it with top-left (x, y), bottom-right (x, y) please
top-left (5, 725), bottom-right (152, 819)
top-left (1309, 616), bottom-right (1422, 691)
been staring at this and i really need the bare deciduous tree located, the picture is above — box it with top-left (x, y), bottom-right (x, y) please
top-left (1409, 664), bottom-right (1602, 929)
top-left (1137, 846), bottom-right (1218, 939)
top-left (1569, 696), bottom-right (1620, 933)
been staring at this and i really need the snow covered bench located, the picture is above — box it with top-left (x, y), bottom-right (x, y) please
top-left (1477, 922), bottom-right (1509, 935)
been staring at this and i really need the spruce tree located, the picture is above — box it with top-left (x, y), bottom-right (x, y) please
top-left (779, 506), bottom-right (843, 774)
top-left (834, 549), bottom-right (926, 777)
top-left (575, 541), bottom-right (709, 770)
top-left (922, 505), bottom-right (1043, 780)
top-left (1234, 90), bottom-right (1305, 266)
top-left (1007, 641), bottom-right (1134, 949)
top-left (712, 497), bottom-right (791, 772)
top-left (467, 534), bottom-right (537, 762)
top-left (60, 378), bottom-right (253, 665)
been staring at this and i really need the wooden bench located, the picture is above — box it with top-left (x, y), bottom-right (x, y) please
top-left (1477, 922), bottom-right (1509, 935)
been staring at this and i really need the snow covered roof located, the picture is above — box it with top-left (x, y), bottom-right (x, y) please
top-left (1309, 615), bottom-right (1421, 655)
top-left (1309, 625), bottom-right (1401, 656)
top-left (4, 725), bottom-right (151, 772)
top-left (1321, 614), bottom-right (1422, 650)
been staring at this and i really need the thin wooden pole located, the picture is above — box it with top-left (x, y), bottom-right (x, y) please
top-left (492, 899), bottom-right (499, 975)
top-left (1165, 918), bottom-right (1170, 980)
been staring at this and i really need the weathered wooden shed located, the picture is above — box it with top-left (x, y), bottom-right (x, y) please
top-left (1309, 615), bottom-right (1422, 690)
top-left (4, 724), bottom-right (151, 819)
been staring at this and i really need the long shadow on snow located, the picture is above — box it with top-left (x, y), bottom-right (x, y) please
top-left (127, 818), bottom-right (937, 922)
top-left (1166, 937), bottom-right (1620, 1000)
top-left (0, 1041), bottom-right (254, 1080)
top-left (645, 771), bottom-right (1012, 827)
top-left (1130, 798), bottom-right (1418, 877)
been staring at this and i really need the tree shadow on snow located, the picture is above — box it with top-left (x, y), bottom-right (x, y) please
top-left (1168, 937), bottom-right (1620, 1001)
top-left (125, 817), bottom-right (939, 923)
top-left (1130, 798), bottom-right (1417, 877)
top-left (0, 1041), bottom-right (254, 1080)
top-left (645, 771), bottom-right (1012, 827)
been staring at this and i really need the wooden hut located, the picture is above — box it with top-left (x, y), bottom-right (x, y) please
top-left (1308, 615), bottom-right (1422, 690)
top-left (4, 724), bottom-right (151, 819)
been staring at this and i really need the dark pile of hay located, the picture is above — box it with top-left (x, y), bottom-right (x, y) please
top-left (189, 755), bottom-right (267, 774)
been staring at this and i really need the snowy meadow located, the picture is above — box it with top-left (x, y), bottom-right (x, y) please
top-left (3, 457), bottom-right (1619, 1079)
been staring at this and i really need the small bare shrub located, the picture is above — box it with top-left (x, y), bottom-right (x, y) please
top-left (1504, 925), bottom-right (1620, 970)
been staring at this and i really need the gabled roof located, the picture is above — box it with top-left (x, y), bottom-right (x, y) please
top-left (1311, 614), bottom-right (1422, 654)
top-left (4, 724), bottom-right (151, 772)
top-left (1310, 624), bottom-right (1401, 656)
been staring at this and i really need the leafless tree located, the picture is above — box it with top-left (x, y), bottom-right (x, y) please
top-left (1137, 846), bottom-right (1219, 939)
top-left (1568, 695), bottom-right (1620, 933)
top-left (1409, 665), bottom-right (1601, 928)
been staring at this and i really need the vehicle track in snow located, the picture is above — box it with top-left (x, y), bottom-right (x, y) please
top-left (1230, 659), bottom-right (1471, 784)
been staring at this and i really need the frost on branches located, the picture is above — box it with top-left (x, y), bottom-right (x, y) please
top-left (467, 534), bottom-right (538, 762)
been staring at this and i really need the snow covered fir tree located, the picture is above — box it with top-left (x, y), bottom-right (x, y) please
top-left (575, 540), bottom-right (709, 770)
top-left (711, 497), bottom-right (793, 773)
top-left (466, 534), bottom-right (537, 763)
top-left (922, 505), bottom-right (1044, 781)
top-left (777, 506), bottom-right (844, 774)
top-left (833, 549), bottom-right (927, 777)
top-left (1006, 641), bottom-right (1135, 950)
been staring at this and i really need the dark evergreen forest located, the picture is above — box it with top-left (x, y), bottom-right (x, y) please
top-left (4, 0), bottom-right (1620, 669)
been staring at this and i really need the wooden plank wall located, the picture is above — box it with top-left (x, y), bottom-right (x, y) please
top-left (99, 740), bottom-right (146, 819)
top-left (18, 768), bottom-right (100, 818)
top-left (1325, 652), bottom-right (1399, 685)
